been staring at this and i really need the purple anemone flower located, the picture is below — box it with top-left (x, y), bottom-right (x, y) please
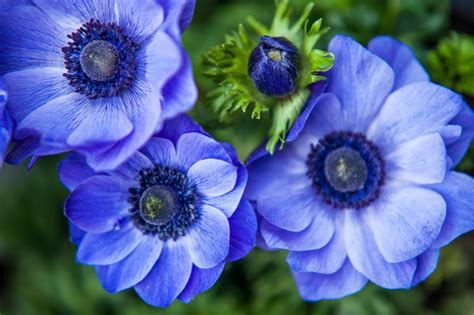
top-left (60, 114), bottom-right (256, 307)
top-left (0, 78), bottom-right (11, 169)
top-left (246, 35), bottom-right (474, 301)
top-left (0, 0), bottom-right (197, 170)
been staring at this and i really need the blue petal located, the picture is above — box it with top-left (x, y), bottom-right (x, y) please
top-left (286, 80), bottom-right (327, 142)
top-left (161, 51), bottom-right (197, 121)
top-left (0, 128), bottom-right (9, 168)
top-left (0, 78), bottom-right (7, 109)
top-left (412, 249), bottom-right (440, 286)
top-left (385, 133), bottom-right (447, 184)
top-left (156, 114), bottom-right (204, 145)
top-left (59, 153), bottom-right (97, 191)
top-left (446, 103), bottom-right (474, 167)
top-left (4, 68), bottom-right (71, 123)
top-left (141, 137), bottom-right (177, 167)
top-left (115, 0), bottom-right (164, 37)
top-left (0, 5), bottom-right (64, 73)
top-left (178, 263), bottom-right (225, 303)
top-left (227, 199), bottom-right (257, 262)
top-left (69, 222), bottom-right (86, 246)
top-left (344, 210), bottom-right (417, 289)
top-left (367, 185), bottom-right (446, 263)
top-left (326, 35), bottom-right (395, 132)
top-left (204, 143), bottom-right (247, 217)
top-left (111, 152), bottom-right (154, 181)
top-left (65, 175), bottom-right (130, 233)
top-left (245, 141), bottom-right (307, 201)
top-left (145, 30), bottom-right (182, 95)
top-left (66, 105), bottom-right (134, 151)
top-left (206, 172), bottom-right (247, 218)
top-left (31, 0), bottom-right (86, 32)
top-left (255, 212), bottom-right (277, 251)
top-left (135, 240), bottom-right (193, 307)
top-left (440, 125), bottom-right (462, 145)
top-left (293, 259), bottom-right (368, 301)
top-left (246, 144), bottom-right (268, 165)
top-left (287, 217), bottom-right (346, 274)
top-left (77, 222), bottom-right (143, 265)
top-left (96, 236), bottom-right (163, 293)
top-left (222, 142), bottom-right (241, 166)
top-left (184, 205), bottom-right (229, 269)
top-left (187, 159), bottom-right (237, 197)
top-left (257, 184), bottom-right (320, 232)
top-left (159, 0), bottom-right (196, 38)
top-left (33, 0), bottom-right (116, 26)
top-left (300, 93), bottom-right (349, 138)
top-left (5, 137), bottom-right (41, 165)
top-left (15, 92), bottom-right (86, 148)
top-left (260, 212), bottom-right (334, 251)
top-left (85, 85), bottom-right (162, 171)
top-left (0, 90), bottom-right (11, 166)
top-left (430, 172), bottom-right (474, 248)
top-left (368, 36), bottom-right (429, 90)
top-left (368, 82), bottom-right (463, 151)
top-left (177, 132), bottom-right (231, 170)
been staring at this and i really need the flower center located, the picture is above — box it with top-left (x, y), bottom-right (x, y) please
top-left (306, 132), bottom-right (385, 209)
top-left (139, 185), bottom-right (177, 226)
top-left (80, 40), bottom-right (119, 82)
top-left (128, 166), bottom-right (199, 240)
top-left (62, 19), bottom-right (139, 99)
top-left (324, 147), bottom-right (368, 193)
top-left (248, 35), bottom-right (300, 97)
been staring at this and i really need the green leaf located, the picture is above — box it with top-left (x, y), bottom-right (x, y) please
top-left (428, 32), bottom-right (474, 97)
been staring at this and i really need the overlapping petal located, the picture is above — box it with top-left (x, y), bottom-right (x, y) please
top-left (293, 259), bottom-right (368, 301)
top-left (368, 36), bottom-right (429, 90)
top-left (135, 240), bottom-right (193, 307)
top-left (326, 35), bottom-right (395, 132)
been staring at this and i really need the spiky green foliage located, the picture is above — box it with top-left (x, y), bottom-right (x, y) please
top-left (203, 0), bottom-right (334, 153)
top-left (428, 32), bottom-right (474, 97)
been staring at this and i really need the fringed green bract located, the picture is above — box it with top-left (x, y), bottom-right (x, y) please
top-left (203, 0), bottom-right (334, 154)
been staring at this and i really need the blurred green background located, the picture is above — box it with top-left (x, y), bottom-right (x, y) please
top-left (1, 0), bottom-right (474, 314)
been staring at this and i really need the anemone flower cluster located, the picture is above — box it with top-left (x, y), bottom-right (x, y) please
top-left (0, 0), bottom-right (197, 170)
top-left (246, 35), bottom-right (474, 301)
top-left (0, 0), bottom-right (473, 309)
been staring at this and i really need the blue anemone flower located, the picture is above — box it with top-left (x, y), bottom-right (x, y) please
top-left (246, 35), bottom-right (474, 301)
top-left (0, 0), bottom-right (197, 170)
top-left (60, 114), bottom-right (256, 307)
top-left (0, 78), bottom-right (11, 169)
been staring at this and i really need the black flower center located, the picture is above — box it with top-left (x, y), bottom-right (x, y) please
top-left (80, 40), bottom-right (119, 82)
top-left (248, 35), bottom-right (300, 97)
top-left (128, 166), bottom-right (199, 241)
top-left (62, 19), bottom-right (139, 99)
top-left (307, 132), bottom-right (385, 209)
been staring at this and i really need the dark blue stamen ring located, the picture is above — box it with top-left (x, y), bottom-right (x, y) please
top-left (306, 131), bottom-right (385, 209)
top-left (128, 166), bottom-right (199, 241)
top-left (62, 19), bottom-right (139, 99)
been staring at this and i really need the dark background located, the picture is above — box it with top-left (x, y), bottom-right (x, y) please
top-left (0, 0), bottom-right (473, 314)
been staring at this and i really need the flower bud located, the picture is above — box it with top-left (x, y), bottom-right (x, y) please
top-left (248, 36), bottom-right (300, 97)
